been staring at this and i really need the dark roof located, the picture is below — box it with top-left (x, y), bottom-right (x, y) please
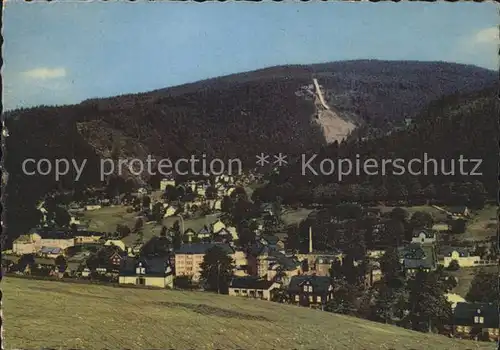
top-left (119, 256), bottom-right (173, 277)
top-left (261, 235), bottom-right (280, 245)
top-left (261, 250), bottom-right (300, 271)
top-left (269, 259), bottom-right (300, 272)
top-left (174, 243), bottom-right (234, 255)
top-left (288, 275), bottom-right (333, 294)
top-left (453, 302), bottom-right (499, 328)
top-left (184, 228), bottom-right (197, 235)
top-left (448, 206), bottom-right (468, 214)
top-left (440, 246), bottom-right (471, 257)
top-left (315, 256), bottom-right (340, 264)
top-left (229, 276), bottom-right (276, 290)
top-left (398, 243), bottom-right (422, 258)
top-left (39, 247), bottom-right (64, 255)
top-left (247, 242), bottom-right (266, 256)
top-left (35, 230), bottom-right (72, 240)
top-left (213, 235), bottom-right (232, 243)
top-left (73, 230), bottom-right (104, 237)
top-left (399, 244), bottom-right (436, 270)
top-left (310, 248), bottom-right (343, 256)
top-left (198, 226), bottom-right (211, 235)
top-left (214, 228), bottom-right (231, 236)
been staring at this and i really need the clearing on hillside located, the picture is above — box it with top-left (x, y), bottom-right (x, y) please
top-left (3, 278), bottom-right (494, 350)
top-left (462, 205), bottom-right (497, 241)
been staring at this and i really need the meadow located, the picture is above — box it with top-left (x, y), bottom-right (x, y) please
top-left (3, 277), bottom-right (494, 350)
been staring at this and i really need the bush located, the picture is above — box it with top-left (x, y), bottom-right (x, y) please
top-left (174, 275), bottom-right (194, 289)
top-left (447, 260), bottom-right (460, 271)
top-left (443, 276), bottom-right (458, 291)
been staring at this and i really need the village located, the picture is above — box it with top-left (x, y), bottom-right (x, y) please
top-left (2, 172), bottom-right (499, 343)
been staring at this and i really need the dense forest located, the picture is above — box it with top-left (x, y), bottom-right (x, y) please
top-left (3, 60), bottom-right (497, 244)
top-left (257, 86), bottom-right (498, 206)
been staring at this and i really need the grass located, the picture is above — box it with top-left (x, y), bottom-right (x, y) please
top-left (448, 265), bottom-right (498, 298)
top-left (405, 205), bottom-right (448, 221)
top-left (281, 208), bottom-right (313, 226)
top-left (3, 278), bottom-right (495, 350)
top-left (375, 205), bottom-right (449, 222)
top-left (82, 205), bottom-right (222, 244)
top-left (463, 205), bottom-right (497, 241)
top-left (83, 205), bottom-right (138, 233)
top-left (375, 204), bottom-right (497, 242)
top-left (82, 205), bottom-right (160, 247)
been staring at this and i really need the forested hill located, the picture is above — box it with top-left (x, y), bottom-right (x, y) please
top-left (3, 60), bottom-right (497, 242)
top-left (262, 86), bottom-right (498, 205)
top-left (85, 60), bottom-right (496, 128)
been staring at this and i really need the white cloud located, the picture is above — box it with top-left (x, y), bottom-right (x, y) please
top-left (22, 67), bottom-right (67, 80)
top-left (474, 27), bottom-right (499, 45)
top-left (452, 27), bottom-right (499, 70)
top-left (3, 67), bottom-right (77, 110)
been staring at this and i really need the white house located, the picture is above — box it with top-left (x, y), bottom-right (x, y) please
top-left (411, 229), bottom-right (437, 245)
top-left (367, 250), bottom-right (386, 259)
top-left (443, 247), bottom-right (481, 268)
top-left (212, 199), bottom-right (222, 211)
top-left (211, 219), bottom-right (226, 233)
top-left (118, 257), bottom-right (173, 288)
top-left (85, 204), bottom-right (102, 211)
top-left (225, 226), bottom-right (238, 240)
top-left (38, 205), bottom-right (48, 225)
top-left (160, 178), bottom-right (176, 191)
top-left (197, 186), bottom-right (206, 197)
top-left (225, 186), bottom-right (236, 196)
top-left (445, 293), bottom-right (466, 310)
top-left (104, 239), bottom-right (126, 252)
top-left (163, 206), bottom-right (178, 218)
top-left (228, 277), bottom-right (280, 301)
top-left (13, 231), bottom-right (75, 255)
top-left (70, 216), bottom-right (81, 226)
top-left (198, 227), bottom-right (212, 239)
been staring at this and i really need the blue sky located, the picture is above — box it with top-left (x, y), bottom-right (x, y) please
top-left (3, 1), bottom-right (498, 110)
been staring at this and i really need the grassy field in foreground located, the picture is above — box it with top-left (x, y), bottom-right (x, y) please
top-left (3, 278), bottom-right (494, 350)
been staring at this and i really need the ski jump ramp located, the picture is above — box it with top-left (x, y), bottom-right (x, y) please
top-left (312, 78), bottom-right (330, 110)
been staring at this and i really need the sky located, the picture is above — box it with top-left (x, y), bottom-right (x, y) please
top-left (3, 1), bottom-right (498, 110)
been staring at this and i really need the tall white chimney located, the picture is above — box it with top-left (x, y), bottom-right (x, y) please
top-left (309, 226), bottom-right (313, 254)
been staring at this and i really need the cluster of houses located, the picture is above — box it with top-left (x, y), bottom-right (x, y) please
top-left (396, 228), bottom-right (498, 341)
top-left (6, 223), bottom-right (497, 340)
top-left (36, 174), bottom-right (251, 233)
top-left (3, 194), bottom-right (498, 342)
top-left (157, 175), bottom-right (247, 217)
top-left (4, 220), bottom-right (341, 308)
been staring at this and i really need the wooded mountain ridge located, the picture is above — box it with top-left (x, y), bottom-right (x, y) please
top-left (3, 60), bottom-right (497, 241)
